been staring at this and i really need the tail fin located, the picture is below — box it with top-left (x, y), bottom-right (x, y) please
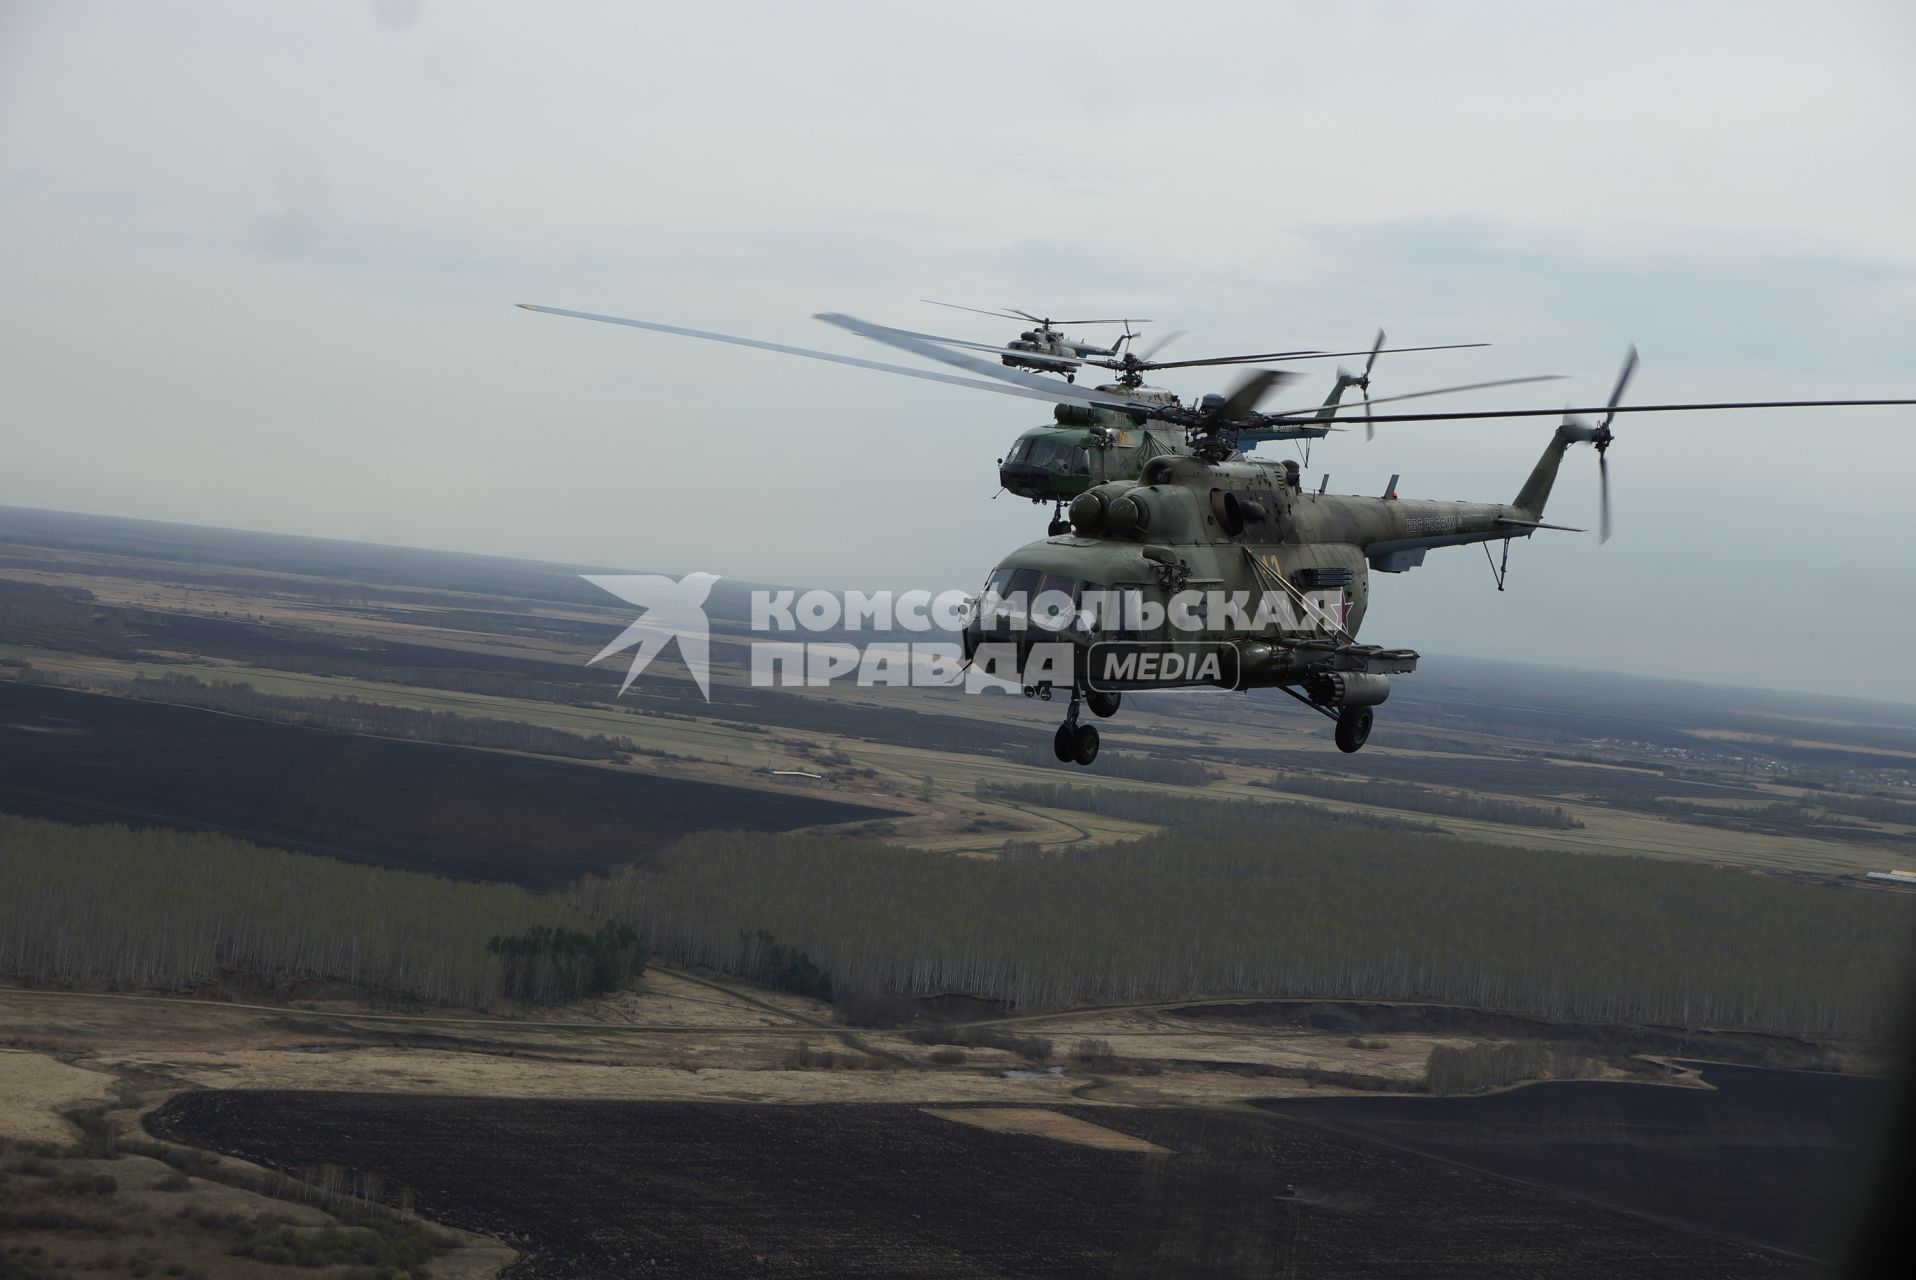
top-left (1513, 423), bottom-right (1584, 518)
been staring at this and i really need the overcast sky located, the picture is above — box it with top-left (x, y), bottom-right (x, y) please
top-left (3, 1), bottom-right (1914, 699)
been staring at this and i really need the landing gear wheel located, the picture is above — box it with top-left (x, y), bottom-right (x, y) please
top-left (1047, 518), bottom-right (1071, 537)
top-left (1335, 706), bottom-right (1373, 754)
top-left (1071, 724), bottom-right (1100, 766)
top-left (1086, 690), bottom-right (1122, 719)
top-left (1053, 724), bottom-right (1075, 763)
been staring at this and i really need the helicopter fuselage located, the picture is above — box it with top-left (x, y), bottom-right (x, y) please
top-left (967, 429), bottom-right (1579, 712)
top-left (997, 393), bottom-right (1191, 502)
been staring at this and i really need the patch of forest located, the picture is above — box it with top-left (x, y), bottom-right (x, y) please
top-left (0, 814), bottom-right (638, 1007)
top-left (574, 818), bottom-right (1914, 1038)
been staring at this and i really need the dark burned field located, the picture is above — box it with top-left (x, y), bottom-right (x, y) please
top-left (0, 681), bottom-right (891, 887)
top-left (147, 1069), bottom-right (1857, 1278)
top-left (1258, 1061), bottom-right (1888, 1263)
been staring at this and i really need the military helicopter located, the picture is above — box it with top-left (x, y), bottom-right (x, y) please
top-left (518, 304), bottom-right (1916, 763)
top-left (920, 301), bottom-right (1146, 379)
top-left (902, 323), bottom-right (1492, 532)
top-left (516, 303), bottom-right (1492, 535)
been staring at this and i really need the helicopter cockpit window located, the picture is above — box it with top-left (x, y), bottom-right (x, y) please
top-left (979, 567), bottom-right (1013, 632)
top-left (1070, 447), bottom-right (1091, 475)
top-left (1007, 438), bottom-right (1036, 465)
top-left (1075, 581), bottom-right (1106, 634)
top-left (1000, 567), bottom-right (1041, 629)
top-left (1033, 573), bottom-right (1076, 631)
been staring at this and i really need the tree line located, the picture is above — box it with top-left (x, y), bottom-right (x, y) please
top-left (977, 781), bottom-right (1442, 835)
top-left (1250, 772), bottom-right (1585, 829)
top-left (1033, 752), bottom-right (1223, 787)
top-left (21, 668), bottom-right (635, 761)
top-left (572, 813), bottom-right (1915, 1040)
top-left (0, 814), bottom-right (615, 1008)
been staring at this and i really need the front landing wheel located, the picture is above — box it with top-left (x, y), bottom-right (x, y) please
top-left (1072, 724), bottom-right (1101, 766)
top-left (1053, 724), bottom-right (1075, 763)
top-left (1335, 706), bottom-right (1373, 754)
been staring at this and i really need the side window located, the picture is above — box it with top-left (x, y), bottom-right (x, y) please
top-left (1108, 584), bottom-right (1148, 640)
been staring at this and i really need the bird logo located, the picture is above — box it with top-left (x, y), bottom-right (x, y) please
top-left (581, 572), bottom-right (719, 700)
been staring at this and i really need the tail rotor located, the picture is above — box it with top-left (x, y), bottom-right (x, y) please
top-left (1354, 328), bottom-right (1386, 442)
top-left (1561, 345), bottom-right (1638, 543)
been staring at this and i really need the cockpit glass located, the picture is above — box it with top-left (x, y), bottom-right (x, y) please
top-left (1001, 568), bottom-right (1041, 627)
top-left (1034, 573), bottom-right (1075, 631)
top-left (1075, 581), bottom-right (1106, 633)
top-left (980, 567), bottom-right (1012, 626)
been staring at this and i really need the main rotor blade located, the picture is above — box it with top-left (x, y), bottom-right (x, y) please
top-left (1315, 398), bottom-right (1916, 424)
top-left (1145, 341), bottom-right (1487, 371)
top-left (876, 325), bottom-right (1091, 366)
top-left (519, 305), bottom-right (1149, 416)
top-left (1139, 349), bottom-right (1323, 369)
top-left (922, 300), bottom-right (1147, 328)
top-left (922, 300), bottom-right (1029, 322)
top-left (1216, 369), bottom-right (1285, 422)
top-left (1139, 329), bottom-right (1187, 361)
top-left (1031, 317), bottom-right (1150, 327)
top-left (1259, 374), bottom-right (1567, 421)
top-left (813, 311), bottom-right (1190, 412)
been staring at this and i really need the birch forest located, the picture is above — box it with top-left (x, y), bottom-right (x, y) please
top-left (575, 819), bottom-right (1915, 1039)
top-left (0, 814), bottom-right (619, 1008)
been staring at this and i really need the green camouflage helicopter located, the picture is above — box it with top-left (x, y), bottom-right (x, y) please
top-left (519, 302), bottom-right (1494, 535)
top-left (519, 304), bottom-right (1916, 763)
top-left (890, 317), bottom-right (1492, 533)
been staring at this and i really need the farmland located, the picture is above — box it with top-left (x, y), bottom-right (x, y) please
top-left (0, 680), bottom-right (890, 888)
top-left (7, 505), bottom-right (1916, 874)
top-left (146, 1072), bottom-right (1851, 1278)
top-left (1259, 1062), bottom-right (1892, 1260)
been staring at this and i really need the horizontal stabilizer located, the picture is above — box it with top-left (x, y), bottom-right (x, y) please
top-left (1497, 517), bottom-right (1585, 532)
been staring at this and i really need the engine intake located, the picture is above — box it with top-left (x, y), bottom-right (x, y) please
top-left (1304, 671), bottom-right (1391, 709)
top-left (1068, 490), bottom-right (1108, 534)
top-left (1106, 492), bottom-right (1151, 535)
